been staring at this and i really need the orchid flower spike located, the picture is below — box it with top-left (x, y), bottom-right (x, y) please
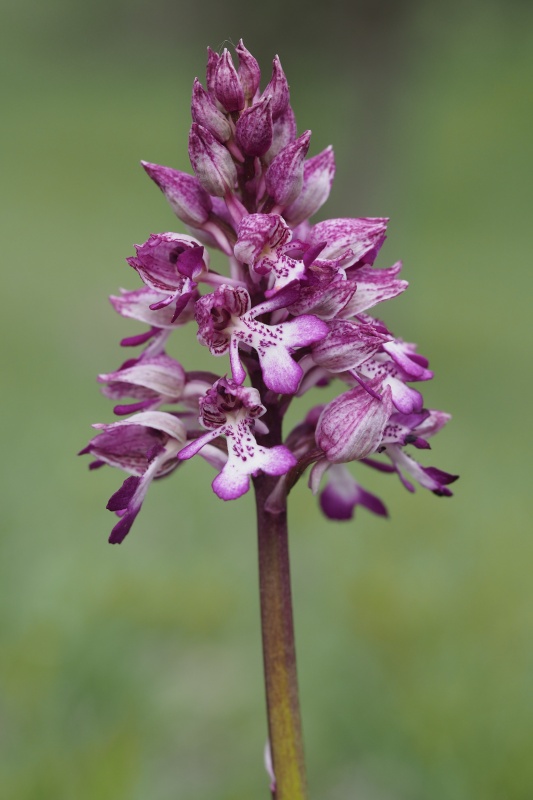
top-left (82, 41), bottom-right (457, 543)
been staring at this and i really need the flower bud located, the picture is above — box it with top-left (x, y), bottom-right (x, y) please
top-left (214, 48), bottom-right (245, 112)
top-left (205, 46), bottom-right (219, 98)
top-left (188, 123), bottom-right (237, 197)
top-left (264, 105), bottom-right (297, 164)
top-left (316, 384), bottom-right (393, 462)
top-left (261, 56), bottom-right (290, 120)
top-left (141, 161), bottom-right (212, 226)
top-left (265, 130), bottom-right (311, 207)
top-left (236, 39), bottom-right (261, 102)
top-left (191, 78), bottom-right (232, 142)
top-left (235, 96), bottom-right (273, 157)
top-left (284, 145), bottom-right (336, 226)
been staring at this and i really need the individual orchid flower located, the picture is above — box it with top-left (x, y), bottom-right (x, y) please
top-left (80, 411), bottom-right (187, 544)
top-left (178, 377), bottom-right (296, 500)
top-left (127, 232), bottom-right (207, 321)
top-left (195, 284), bottom-right (328, 394)
top-left (234, 213), bottom-right (308, 290)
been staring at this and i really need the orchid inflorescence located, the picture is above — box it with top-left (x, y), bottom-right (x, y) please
top-left (81, 41), bottom-right (457, 544)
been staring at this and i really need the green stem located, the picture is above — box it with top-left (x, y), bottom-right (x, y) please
top-left (254, 474), bottom-right (307, 800)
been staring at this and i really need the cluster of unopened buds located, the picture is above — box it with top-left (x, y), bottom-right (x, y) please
top-left (81, 41), bottom-right (457, 543)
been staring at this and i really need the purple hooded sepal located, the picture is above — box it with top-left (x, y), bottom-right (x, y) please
top-left (178, 378), bottom-right (297, 500)
top-left (128, 233), bottom-right (208, 291)
top-left (316, 383), bottom-right (394, 463)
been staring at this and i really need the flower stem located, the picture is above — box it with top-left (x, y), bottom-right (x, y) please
top-left (254, 473), bottom-right (307, 799)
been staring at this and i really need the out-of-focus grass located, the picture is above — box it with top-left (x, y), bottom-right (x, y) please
top-left (2, 4), bottom-right (533, 798)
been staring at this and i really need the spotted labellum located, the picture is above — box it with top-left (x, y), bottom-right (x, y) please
top-left (81, 41), bottom-right (457, 543)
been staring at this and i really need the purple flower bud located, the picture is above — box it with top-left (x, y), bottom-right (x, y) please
top-left (264, 106), bottom-right (297, 164)
top-left (214, 49), bottom-right (245, 113)
top-left (265, 130), bottom-right (311, 207)
top-left (236, 40), bottom-right (261, 102)
top-left (261, 55), bottom-right (290, 120)
top-left (191, 78), bottom-right (232, 143)
top-left (141, 161), bottom-right (212, 227)
top-left (205, 46), bottom-right (220, 98)
top-left (284, 146), bottom-right (336, 226)
top-left (188, 123), bottom-right (237, 197)
top-left (316, 383), bottom-right (394, 462)
top-left (235, 96), bottom-right (273, 157)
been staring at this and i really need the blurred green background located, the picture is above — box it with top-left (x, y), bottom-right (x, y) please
top-left (2, 0), bottom-right (532, 797)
